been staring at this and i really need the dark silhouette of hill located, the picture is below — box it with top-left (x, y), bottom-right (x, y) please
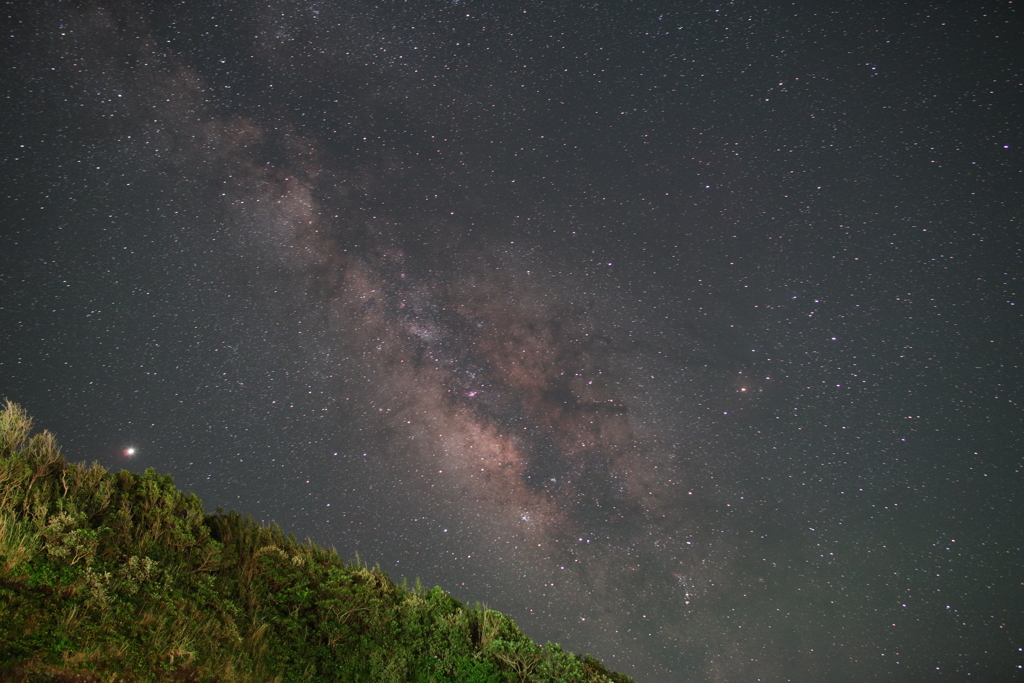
top-left (0, 400), bottom-right (635, 683)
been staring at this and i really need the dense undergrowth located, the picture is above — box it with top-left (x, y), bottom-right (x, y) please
top-left (0, 401), bottom-right (635, 682)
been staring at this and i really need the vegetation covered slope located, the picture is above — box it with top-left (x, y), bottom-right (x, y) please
top-left (0, 401), bottom-right (635, 682)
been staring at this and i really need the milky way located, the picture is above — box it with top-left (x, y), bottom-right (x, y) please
top-left (4, 1), bottom-right (1021, 681)
top-left (17, 2), bottom-right (737, 673)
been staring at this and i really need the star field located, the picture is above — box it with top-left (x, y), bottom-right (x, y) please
top-left (1, 1), bottom-right (1021, 681)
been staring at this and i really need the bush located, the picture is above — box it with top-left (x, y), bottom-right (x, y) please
top-left (0, 400), bottom-right (635, 682)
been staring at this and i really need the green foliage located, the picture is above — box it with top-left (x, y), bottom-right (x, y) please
top-left (0, 400), bottom-right (636, 682)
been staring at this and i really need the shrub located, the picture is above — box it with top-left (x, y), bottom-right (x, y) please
top-left (0, 400), bottom-right (636, 682)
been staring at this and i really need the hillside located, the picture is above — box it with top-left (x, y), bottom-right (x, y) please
top-left (0, 401), bottom-right (635, 682)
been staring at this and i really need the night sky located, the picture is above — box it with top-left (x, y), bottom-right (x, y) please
top-left (2, 1), bottom-right (1022, 681)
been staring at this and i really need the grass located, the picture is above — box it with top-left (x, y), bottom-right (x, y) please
top-left (0, 400), bottom-right (635, 683)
